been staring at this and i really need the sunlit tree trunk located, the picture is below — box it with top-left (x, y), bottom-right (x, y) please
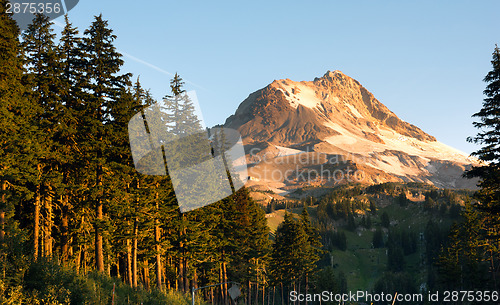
top-left (61, 194), bottom-right (69, 262)
top-left (155, 186), bottom-right (162, 289)
top-left (133, 217), bottom-right (138, 288)
top-left (34, 182), bottom-right (41, 261)
top-left (0, 181), bottom-right (6, 243)
top-left (127, 237), bottom-right (133, 286)
top-left (43, 184), bottom-right (53, 257)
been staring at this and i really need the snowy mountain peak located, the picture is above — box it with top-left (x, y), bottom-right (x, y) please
top-left (224, 71), bottom-right (478, 190)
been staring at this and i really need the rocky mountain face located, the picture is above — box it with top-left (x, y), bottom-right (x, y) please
top-left (225, 71), bottom-right (478, 193)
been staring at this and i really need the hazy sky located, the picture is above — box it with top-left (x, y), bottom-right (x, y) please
top-left (49, 0), bottom-right (500, 154)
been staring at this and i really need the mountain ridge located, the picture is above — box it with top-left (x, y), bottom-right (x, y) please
top-left (224, 70), bottom-right (478, 192)
top-left (225, 70), bottom-right (436, 144)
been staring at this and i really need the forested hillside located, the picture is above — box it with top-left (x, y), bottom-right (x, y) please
top-left (0, 5), bottom-right (323, 304)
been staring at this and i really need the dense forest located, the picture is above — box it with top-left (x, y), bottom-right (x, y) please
top-left (2, 1), bottom-right (500, 304)
top-left (0, 4), bottom-right (324, 304)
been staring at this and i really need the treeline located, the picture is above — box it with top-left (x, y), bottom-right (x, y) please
top-left (0, 7), bottom-right (326, 305)
top-left (265, 198), bottom-right (307, 213)
top-left (316, 187), bottom-right (370, 224)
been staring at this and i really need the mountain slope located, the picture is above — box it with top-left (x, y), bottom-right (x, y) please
top-left (225, 71), bottom-right (478, 191)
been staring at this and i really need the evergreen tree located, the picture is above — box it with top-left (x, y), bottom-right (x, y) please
top-left (373, 228), bottom-right (384, 248)
top-left (312, 266), bottom-right (338, 295)
top-left (360, 216), bottom-right (366, 228)
top-left (397, 192), bottom-right (408, 207)
top-left (387, 244), bottom-right (405, 272)
top-left (225, 188), bottom-right (270, 305)
top-left (347, 213), bottom-right (356, 231)
top-left (337, 271), bottom-right (347, 293)
top-left (381, 212), bottom-right (390, 228)
top-left (366, 215), bottom-right (372, 229)
top-left (78, 14), bottom-right (131, 272)
top-left (437, 203), bottom-right (491, 291)
top-left (424, 219), bottom-right (442, 264)
top-left (0, 0), bottom-right (32, 290)
top-left (466, 45), bottom-right (500, 246)
top-left (336, 231), bottom-right (347, 251)
top-left (369, 200), bottom-right (377, 214)
top-left (299, 207), bottom-right (322, 297)
top-left (270, 213), bottom-right (309, 302)
top-left (21, 13), bottom-right (61, 260)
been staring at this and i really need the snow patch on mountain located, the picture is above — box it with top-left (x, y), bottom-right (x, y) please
top-left (277, 82), bottom-right (321, 109)
top-left (274, 145), bottom-right (303, 157)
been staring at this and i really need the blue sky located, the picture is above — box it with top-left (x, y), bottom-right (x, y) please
top-left (51, 0), bottom-right (500, 154)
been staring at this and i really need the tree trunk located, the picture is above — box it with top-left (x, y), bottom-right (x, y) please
top-left (43, 184), bottom-right (53, 257)
top-left (184, 258), bottom-right (189, 292)
top-left (280, 283), bottom-right (284, 305)
top-left (297, 281), bottom-right (301, 305)
top-left (127, 238), bottom-right (133, 286)
top-left (255, 281), bottom-right (259, 305)
top-left (1, 181), bottom-right (5, 280)
top-left (223, 260), bottom-right (229, 305)
top-left (61, 194), bottom-right (69, 262)
top-left (0, 209), bottom-right (3, 243)
top-left (0, 180), bottom-right (6, 243)
top-left (132, 179), bottom-right (140, 287)
top-left (273, 286), bottom-right (275, 305)
top-left (193, 268), bottom-right (198, 289)
top-left (116, 253), bottom-right (120, 278)
top-left (219, 262), bottom-right (226, 303)
top-left (82, 245), bottom-right (87, 274)
top-left (155, 187), bottom-right (162, 290)
top-left (154, 234), bottom-right (162, 289)
top-left (175, 264), bottom-right (178, 291)
top-left (248, 281), bottom-right (251, 305)
top-left (305, 275), bottom-right (309, 305)
top-left (490, 248), bottom-right (497, 289)
top-left (95, 163), bottom-right (104, 272)
top-left (34, 183), bottom-right (41, 261)
top-left (76, 215), bottom-right (85, 273)
top-left (133, 217), bottom-right (138, 288)
top-left (166, 255), bottom-right (171, 290)
top-left (178, 257), bottom-right (184, 292)
top-left (143, 258), bottom-right (150, 290)
top-left (76, 245), bottom-right (82, 274)
top-left (180, 214), bottom-right (189, 293)
top-left (107, 254), bottom-right (111, 276)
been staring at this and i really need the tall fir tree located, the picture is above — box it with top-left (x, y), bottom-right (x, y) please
top-left (437, 203), bottom-right (491, 291)
top-left (21, 13), bottom-right (61, 260)
top-left (270, 212), bottom-right (310, 303)
top-left (55, 15), bottom-right (85, 263)
top-left (467, 45), bottom-right (500, 226)
top-left (463, 44), bottom-right (500, 290)
top-left (0, 0), bottom-right (32, 288)
top-left (299, 207), bottom-right (322, 299)
top-left (78, 14), bottom-right (131, 272)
